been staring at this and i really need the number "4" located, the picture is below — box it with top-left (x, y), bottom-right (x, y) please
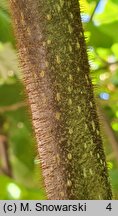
top-left (106, 203), bottom-right (112, 211)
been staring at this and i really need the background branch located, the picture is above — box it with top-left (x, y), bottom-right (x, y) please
top-left (89, 0), bottom-right (101, 22)
top-left (0, 102), bottom-right (26, 113)
top-left (0, 135), bottom-right (12, 177)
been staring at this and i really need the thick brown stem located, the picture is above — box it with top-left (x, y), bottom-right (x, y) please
top-left (9, 0), bottom-right (112, 199)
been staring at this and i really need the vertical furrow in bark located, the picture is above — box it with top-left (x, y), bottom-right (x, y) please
top-left (9, 0), bottom-right (112, 199)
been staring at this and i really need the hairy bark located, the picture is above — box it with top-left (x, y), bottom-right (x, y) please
top-left (9, 0), bottom-right (112, 199)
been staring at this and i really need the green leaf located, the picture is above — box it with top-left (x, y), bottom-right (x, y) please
top-left (111, 43), bottom-right (118, 59)
top-left (86, 22), bottom-right (113, 48)
top-left (94, 0), bottom-right (118, 24)
top-left (99, 21), bottom-right (118, 44)
top-left (0, 175), bottom-right (46, 199)
top-left (111, 0), bottom-right (118, 5)
top-left (0, 43), bottom-right (18, 80)
top-left (87, 0), bottom-right (99, 2)
top-left (0, 8), bottom-right (14, 44)
top-left (110, 170), bottom-right (118, 190)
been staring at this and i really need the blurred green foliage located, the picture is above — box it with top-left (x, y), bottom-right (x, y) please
top-left (0, 0), bottom-right (118, 199)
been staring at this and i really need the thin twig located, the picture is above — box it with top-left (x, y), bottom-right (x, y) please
top-left (0, 102), bottom-right (26, 113)
top-left (0, 135), bottom-right (12, 177)
top-left (89, 0), bottom-right (101, 22)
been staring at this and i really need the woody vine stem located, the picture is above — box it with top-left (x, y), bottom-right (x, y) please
top-left (9, 0), bottom-right (112, 199)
